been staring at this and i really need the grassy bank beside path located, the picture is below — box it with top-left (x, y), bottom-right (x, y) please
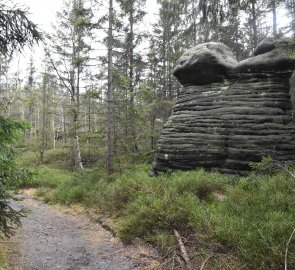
top-left (16, 156), bottom-right (295, 270)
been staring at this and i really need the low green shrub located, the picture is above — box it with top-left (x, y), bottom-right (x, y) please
top-left (41, 148), bottom-right (70, 169)
top-left (15, 150), bottom-right (38, 167)
top-left (53, 177), bottom-right (90, 204)
top-left (17, 166), bottom-right (73, 188)
top-left (84, 167), bottom-right (295, 269)
top-left (211, 173), bottom-right (295, 269)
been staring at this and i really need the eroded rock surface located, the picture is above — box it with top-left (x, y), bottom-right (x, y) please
top-left (153, 38), bottom-right (295, 174)
top-left (173, 42), bottom-right (238, 86)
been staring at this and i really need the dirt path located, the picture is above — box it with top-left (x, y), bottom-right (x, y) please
top-left (9, 196), bottom-right (160, 270)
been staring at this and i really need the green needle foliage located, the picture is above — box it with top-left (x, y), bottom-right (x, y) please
top-left (0, 3), bottom-right (41, 55)
top-left (0, 1), bottom-right (40, 238)
top-left (0, 117), bottom-right (31, 238)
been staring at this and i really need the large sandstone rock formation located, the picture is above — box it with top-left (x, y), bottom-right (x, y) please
top-left (152, 38), bottom-right (295, 174)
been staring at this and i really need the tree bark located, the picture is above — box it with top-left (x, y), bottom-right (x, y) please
top-left (69, 0), bottom-right (84, 171)
top-left (107, 0), bottom-right (114, 175)
top-left (251, 0), bottom-right (258, 49)
top-left (272, 0), bottom-right (277, 36)
top-left (39, 69), bottom-right (47, 165)
top-left (128, 4), bottom-right (138, 155)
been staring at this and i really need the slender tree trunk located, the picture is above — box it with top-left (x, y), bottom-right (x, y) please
top-left (272, 0), bottom-right (277, 36)
top-left (69, 0), bottom-right (83, 171)
top-left (28, 58), bottom-right (34, 143)
top-left (150, 113), bottom-right (155, 150)
top-left (107, 0), bottom-right (114, 175)
top-left (128, 5), bottom-right (138, 155)
top-left (62, 103), bottom-right (67, 145)
top-left (28, 94), bottom-right (33, 142)
top-left (20, 88), bottom-right (25, 120)
top-left (39, 69), bottom-right (47, 164)
top-left (75, 66), bottom-right (83, 170)
top-left (192, 0), bottom-right (197, 46)
top-left (167, 31), bottom-right (172, 100)
top-left (162, 32), bottom-right (167, 99)
top-left (52, 114), bottom-right (56, 149)
top-left (87, 97), bottom-right (91, 160)
top-left (73, 110), bottom-right (83, 169)
top-left (251, 0), bottom-right (258, 49)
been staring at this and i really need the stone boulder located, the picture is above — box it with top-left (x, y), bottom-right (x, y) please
top-left (241, 37), bottom-right (295, 73)
top-left (152, 38), bottom-right (295, 174)
top-left (253, 37), bottom-right (291, 56)
top-left (173, 42), bottom-right (238, 86)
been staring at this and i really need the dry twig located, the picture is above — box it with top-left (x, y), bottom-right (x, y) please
top-left (285, 228), bottom-right (295, 270)
top-left (200, 255), bottom-right (213, 270)
top-left (276, 162), bottom-right (295, 179)
top-left (173, 229), bottom-right (192, 270)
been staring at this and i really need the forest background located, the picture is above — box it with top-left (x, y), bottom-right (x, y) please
top-left (2, 0), bottom-right (294, 173)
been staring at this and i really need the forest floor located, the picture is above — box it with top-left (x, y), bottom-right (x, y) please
top-left (5, 190), bottom-right (160, 270)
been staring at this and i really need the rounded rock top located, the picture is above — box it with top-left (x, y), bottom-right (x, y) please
top-left (173, 42), bottom-right (238, 86)
top-left (173, 38), bottom-right (295, 85)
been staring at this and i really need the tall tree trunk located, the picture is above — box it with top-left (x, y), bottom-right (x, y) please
top-left (70, 0), bottom-right (83, 171)
top-left (39, 69), bottom-right (47, 164)
top-left (52, 114), bottom-right (56, 149)
top-left (62, 103), bottom-right (67, 145)
top-left (27, 57), bottom-right (34, 143)
top-left (251, 0), bottom-right (258, 49)
top-left (272, 0), bottom-right (277, 36)
top-left (128, 5), bottom-right (138, 155)
top-left (20, 88), bottom-right (25, 120)
top-left (162, 31), bottom-right (167, 99)
top-left (87, 97), bottom-right (91, 160)
top-left (28, 92), bottom-right (33, 142)
top-left (192, 0), bottom-right (197, 46)
top-left (107, 0), bottom-right (114, 175)
top-left (150, 113), bottom-right (155, 150)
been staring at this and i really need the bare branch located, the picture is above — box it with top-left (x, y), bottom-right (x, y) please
top-left (44, 45), bottom-right (75, 100)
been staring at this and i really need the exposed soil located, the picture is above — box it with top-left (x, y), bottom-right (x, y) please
top-left (9, 194), bottom-right (160, 270)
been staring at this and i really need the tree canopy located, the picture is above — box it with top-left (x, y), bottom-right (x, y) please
top-left (0, 3), bottom-right (41, 55)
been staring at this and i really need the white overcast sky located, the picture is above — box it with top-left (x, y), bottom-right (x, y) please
top-left (14, 0), bottom-right (63, 32)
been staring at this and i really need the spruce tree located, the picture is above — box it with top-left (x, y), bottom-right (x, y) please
top-left (0, 1), bottom-right (40, 237)
top-left (48, 0), bottom-right (93, 170)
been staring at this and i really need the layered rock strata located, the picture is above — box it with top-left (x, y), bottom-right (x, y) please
top-left (152, 38), bottom-right (295, 174)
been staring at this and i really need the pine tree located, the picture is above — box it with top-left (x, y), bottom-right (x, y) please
top-left (117, 0), bottom-right (146, 156)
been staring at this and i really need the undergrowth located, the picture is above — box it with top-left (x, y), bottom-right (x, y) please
top-left (17, 150), bottom-right (295, 270)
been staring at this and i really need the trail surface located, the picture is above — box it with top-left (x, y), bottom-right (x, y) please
top-left (10, 196), bottom-right (159, 270)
